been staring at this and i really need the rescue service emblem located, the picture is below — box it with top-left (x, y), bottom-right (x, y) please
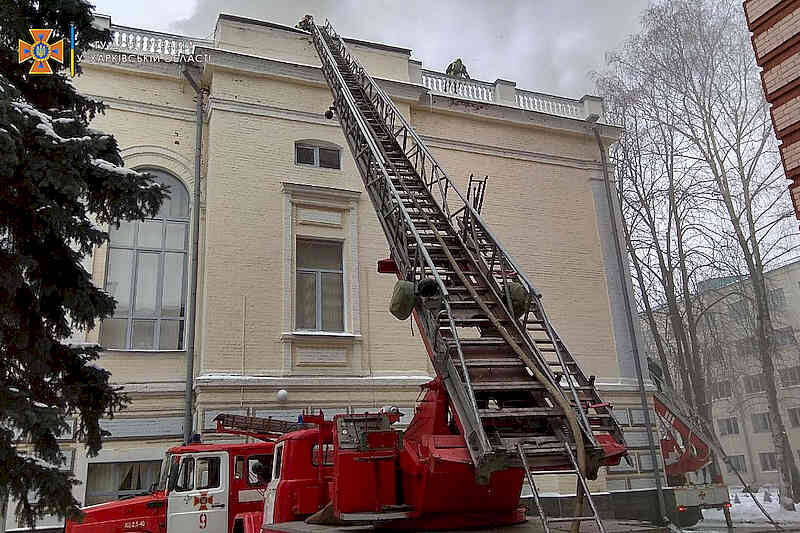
top-left (193, 492), bottom-right (213, 511)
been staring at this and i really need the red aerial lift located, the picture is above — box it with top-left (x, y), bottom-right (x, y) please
top-left (67, 16), bottom-right (633, 533)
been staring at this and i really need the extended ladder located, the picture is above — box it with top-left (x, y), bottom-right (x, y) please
top-left (309, 18), bottom-right (626, 525)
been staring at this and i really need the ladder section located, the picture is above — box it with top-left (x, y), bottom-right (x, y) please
top-left (310, 18), bottom-right (622, 482)
top-left (518, 442), bottom-right (606, 533)
top-left (214, 413), bottom-right (307, 441)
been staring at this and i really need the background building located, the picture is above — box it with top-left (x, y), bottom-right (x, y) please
top-left (6, 13), bottom-right (653, 529)
top-left (642, 260), bottom-right (800, 489)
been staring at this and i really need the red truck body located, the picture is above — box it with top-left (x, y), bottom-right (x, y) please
top-left (66, 442), bottom-right (273, 533)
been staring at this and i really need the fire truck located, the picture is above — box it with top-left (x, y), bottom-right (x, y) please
top-left (68, 16), bottom-right (633, 533)
top-left (64, 416), bottom-right (304, 533)
top-left (653, 391), bottom-right (732, 528)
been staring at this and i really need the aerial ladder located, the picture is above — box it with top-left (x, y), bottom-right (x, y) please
top-left (308, 18), bottom-right (628, 530)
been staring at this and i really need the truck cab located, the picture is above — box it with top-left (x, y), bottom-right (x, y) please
top-left (66, 441), bottom-right (274, 533)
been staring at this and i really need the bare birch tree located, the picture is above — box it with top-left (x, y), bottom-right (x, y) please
top-left (596, 0), bottom-right (800, 508)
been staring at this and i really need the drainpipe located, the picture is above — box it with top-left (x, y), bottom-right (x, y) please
top-left (182, 65), bottom-right (204, 445)
top-left (590, 121), bottom-right (669, 526)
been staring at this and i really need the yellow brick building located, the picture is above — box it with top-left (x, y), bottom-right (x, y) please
top-left (5, 14), bottom-right (658, 529)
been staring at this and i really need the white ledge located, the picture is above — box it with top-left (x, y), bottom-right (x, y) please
top-left (281, 330), bottom-right (362, 341)
top-left (195, 374), bottom-right (433, 388)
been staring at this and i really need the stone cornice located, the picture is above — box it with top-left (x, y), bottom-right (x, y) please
top-left (83, 49), bottom-right (202, 79)
top-left (196, 46), bottom-right (424, 105)
top-left (207, 95), bottom-right (338, 127)
top-left (420, 134), bottom-right (604, 171)
top-left (81, 93), bottom-right (197, 123)
top-left (421, 94), bottom-right (622, 142)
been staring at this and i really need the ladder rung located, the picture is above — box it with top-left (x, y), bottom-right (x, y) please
top-left (479, 407), bottom-right (565, 418)
top-left (463, 358), bottom-right (524, 367)
top-left (547, 517), bottom-right (598, 523)
top-left (529, 469), bottom-right (578, 475)
top-left (471, 380), bottom-right (544, 391)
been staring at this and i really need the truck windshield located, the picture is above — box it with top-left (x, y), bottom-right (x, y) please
top-left (157, 452), bottom-right (174, 491)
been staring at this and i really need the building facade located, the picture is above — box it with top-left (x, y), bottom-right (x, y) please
top-left (705, 261), bottom-right (800, 488)
top-left (6, 13), bottom-right (656, 529)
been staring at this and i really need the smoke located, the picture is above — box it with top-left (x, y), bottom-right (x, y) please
top-left (162, 0), bottom-right (647, 98)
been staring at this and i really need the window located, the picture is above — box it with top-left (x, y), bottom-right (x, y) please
top-left (759, 452), bottom-right (778, 471)
top-left (717, 417), bottom-right (739, 436)
top-left (744, 374), bottom-right (766, 394)
top-left (295, 143), bottom-right (341, 169)
top-left (175, 457), bottom-right (194, 492)
top-left (769, 288), bottom-right (786, 312)
top-left (752, 412), bottom-right (771, 433)
top-left (296, 239), bottom-right (344, 331)
top-left (728, 299), bottom-right (750, 320)
top-left (783, 366), bottom-right (800, 387)
top-left (247, 454), bottom-right (272, 485)
top-left (312, 444), bottom-right (335, 467)
top-left (273, 444), bottom-right (284, 481)
top-left (85, 460), bottom-right (161, 505)
top-left (196, 457), bottom-right (220, 490)
top-left (774, 327), bottom-right (795, 346)
top-left (101, 170), bottom-right (189, 350)
top-left (726, 455), bottom-right (747, 473)
top-left (789, 407), bottom-right (800, 428)
top-left (710, 380), bottom-right (732, 400)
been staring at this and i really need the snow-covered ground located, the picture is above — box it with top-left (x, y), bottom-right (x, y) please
top-left (688, 487), bottom-right (800, 531)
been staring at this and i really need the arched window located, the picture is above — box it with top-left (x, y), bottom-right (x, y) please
top-left (101, 169), bottom-right (190, 350)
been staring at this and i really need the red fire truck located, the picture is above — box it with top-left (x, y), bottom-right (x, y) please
top-left (65, 416), bottom-right (303, 533)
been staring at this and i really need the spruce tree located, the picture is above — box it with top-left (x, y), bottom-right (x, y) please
top-left (0, 0), bottom-right (167, 526)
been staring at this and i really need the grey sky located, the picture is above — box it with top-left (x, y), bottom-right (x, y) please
top-left (92, 0), bottom-right (650, 98)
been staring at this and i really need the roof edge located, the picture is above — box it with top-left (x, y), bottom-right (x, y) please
top-left (217, 13), bottom-right (411, 55)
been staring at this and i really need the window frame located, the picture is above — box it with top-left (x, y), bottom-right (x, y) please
top-left (744, 374), bottom-right (766, 394)
top-left (102, 170), bottom-right (190, 351)
top-left (247, 454), bottom-right (273, 486)
top-left (295, 238), bottom-right (345, 332)
top-left (711, 380), bottom-right (732, 400)
top-left (195, 456), bottom-right (221, 490)
top-left (311, 443), bottom-right (335, 467)
top-left (752, 412), bottom-right (772, 433)
top-left (85, 460), bottom-right (161, 505)
top-left (726, 455), bottom-right (747, 473)
top-left (783, 366), bottom-right (800, 388)
top-left (759, 452), bottom-right (778, 472)
top-left (294, 143), bottom-right (341, 170)
top-left (717, 417), bottom-right (739, 436)
top-left (789, 407), bottom-right (800, 428)
top-left (174, 456), bottom-right (195, 492)
top-left (769, 288), bottom-right (786, 312)
top-left (272, 443), bottom-right (284, 481)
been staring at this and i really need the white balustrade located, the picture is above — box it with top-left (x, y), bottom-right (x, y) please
top-left (421, 69), bottom-right (589, 120)
top-left (103, 26), bottom-right (212, 58)
top-left (421, 71), bottom-right (495, 103)
top-left (515, 90), bottom-right (584, 119)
